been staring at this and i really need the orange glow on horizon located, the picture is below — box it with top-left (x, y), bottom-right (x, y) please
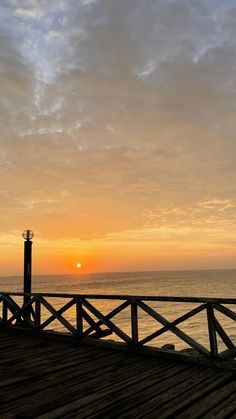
top-left (1, 223), bottom-right (236, 276)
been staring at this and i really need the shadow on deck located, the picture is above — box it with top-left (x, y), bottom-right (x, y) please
top-left (0, 329), bottom-right (236, 418)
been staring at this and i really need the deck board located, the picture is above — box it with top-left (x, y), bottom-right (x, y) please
top-left (0, 328), bottom-right (236, 418)
top-left (178, 380), bottom-right (236, 418)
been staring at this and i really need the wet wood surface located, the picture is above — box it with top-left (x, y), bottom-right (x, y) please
top-left (0, 328), bottom-right (236, 418)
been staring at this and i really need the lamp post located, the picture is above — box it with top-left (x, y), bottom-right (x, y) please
top-left (22, 229), bottom-right (34, 318)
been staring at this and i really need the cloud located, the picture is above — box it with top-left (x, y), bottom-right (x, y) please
top-left (1, 0), bottom-right (236, 256)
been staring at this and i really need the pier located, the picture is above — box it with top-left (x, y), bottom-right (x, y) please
top-left (0, 292), bottom-right (236, 417)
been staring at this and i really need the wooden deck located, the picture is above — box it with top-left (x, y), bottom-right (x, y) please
top-left (0, 330), bottom-right (236, 418)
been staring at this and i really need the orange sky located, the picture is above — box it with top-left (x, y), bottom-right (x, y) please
top-left (1, 1), bottom-right (236, 275)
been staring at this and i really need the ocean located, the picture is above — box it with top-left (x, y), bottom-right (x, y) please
top-left (0, 269), bottom-right (236, 352)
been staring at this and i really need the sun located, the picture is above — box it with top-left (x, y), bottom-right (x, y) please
top-left (76, 263), bottom-right (82, 269)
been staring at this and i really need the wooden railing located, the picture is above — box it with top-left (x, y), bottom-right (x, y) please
top-left (0, 292), bottom-right (236, 363)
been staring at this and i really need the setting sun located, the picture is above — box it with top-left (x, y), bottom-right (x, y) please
top-left (76, 263), bottom-right (82, 269)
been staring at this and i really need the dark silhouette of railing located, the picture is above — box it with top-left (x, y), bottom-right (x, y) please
top-left (0, 292), bottom-right (236, 364)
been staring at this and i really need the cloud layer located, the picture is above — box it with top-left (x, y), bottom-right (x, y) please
top-left (1, 0), bottom-right (236, 271)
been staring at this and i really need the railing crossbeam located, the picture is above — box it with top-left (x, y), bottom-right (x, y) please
top-left (140, 303), bottom-right (206, 345)
top-left (81, 306), bottom-right (104, 335)
top-left (6, 297), bottom-right (35, 328)
top-left (213, 303), bottom-right (236, 322)
top-left (138, 300), bottom-right (210, 356)
top-left (214, 317), bottom-right (235, 351)
top-left (82, 299), bottom-right (132, 344)
top-left (82, 300), bottom-right (130, 337)
top-left (40, 297), bottom-right (76, 334)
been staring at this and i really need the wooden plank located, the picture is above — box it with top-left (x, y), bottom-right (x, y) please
top-left (0, 351), bottom-right (162, 415)
top-left (204, 386), bottom-right (236, 418)
top-left (100, 369), bottom-right (222, 418)
top-left (0, 335), bottom-right (137, 373)
top-left (0, 376), bottom-right (31, 388)
top-left (141, 371), bottom-right (234, 418)
top-left (3, 348), bottom-right (111, 381)
top-left (0, 350), bottom-right (129, 411)
top-left (176, 379), bottom-right (236, 418)
top-left (35, 364), bottom-right (201, 418)
top-left (116, 370), bottom-right (233, 419)
top-left (0, 337), bottom-right (96, 362)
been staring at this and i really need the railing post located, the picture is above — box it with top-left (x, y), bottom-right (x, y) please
top-left (207, 303), bottom-right (218, 357)
top-left (76, 297), bottom-right (83, 337)
top-left (35, 298), bottom-right (41, 330)
top-left (131, 299), bottom-right (138, 346)
top-left (2, 297), bottom-right (7, 324)
top-left (22, 295), bottom-right (32, 326)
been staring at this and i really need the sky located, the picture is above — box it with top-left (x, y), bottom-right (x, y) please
top-left (1, 0), bottom-right (236, 275)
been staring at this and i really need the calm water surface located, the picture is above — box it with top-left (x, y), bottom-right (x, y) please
top-left (0, 269), bottom-right (235, 351)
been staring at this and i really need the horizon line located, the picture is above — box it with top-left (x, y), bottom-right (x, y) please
top-left (1, 266), bottom-right (236, 278)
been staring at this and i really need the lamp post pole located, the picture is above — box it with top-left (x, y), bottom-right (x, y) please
top-left (22, 229), bottom-right (34, 321)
